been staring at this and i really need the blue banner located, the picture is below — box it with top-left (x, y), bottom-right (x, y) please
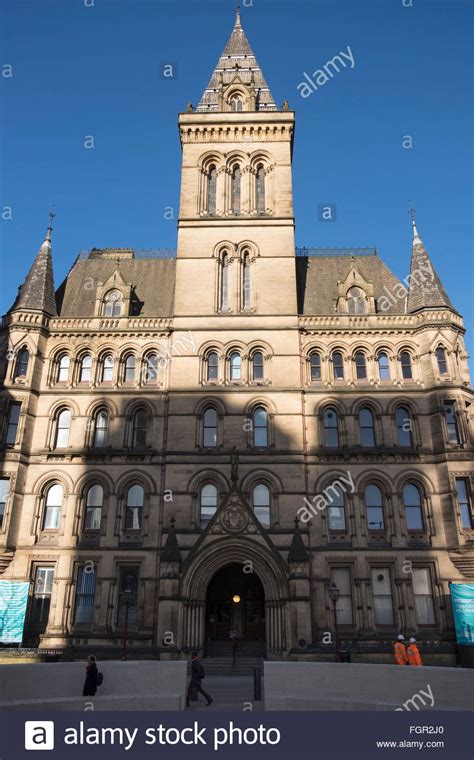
top-left (450, 583), bottom-right (474, 646)
top-left (0, 580), bottom-right (29, 643)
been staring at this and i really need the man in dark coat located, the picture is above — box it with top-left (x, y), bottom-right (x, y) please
top-left (186, 651), bottom-right (213, 707)
top-left (82, 655), bottom-right (99, 696)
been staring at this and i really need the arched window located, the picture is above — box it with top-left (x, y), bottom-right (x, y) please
top-left (256, 164), bottom-right (265, 213)
top-left (220, 253), bottom-right (229, 310)
top-left (400, 351), bottom-right (413, 380)
top-left (252, 484), bottom-right (270, 527)
top-left (377, 351), bottom-right (390, 380)
top-left (396, 406), bottom-right (413, 447)
top-left (144, 353), bottom-right (158, 384)
top-left (230, 96), bottom-right (243, 111)
top-left (44, 484), bottom-right (63, 530)
top-left (206, 351), bottom-right (219, 381)
top-left (231, 166), bottom-right (241, 214)
top-left (253, 406), bottom-right (268, 447)
top-left (359, 407), bottom-right (375, 447)
top-left (101, 354), bottom-right (114, 383)
top-left (84, 484), bottom-right (103, 531)
top-left (443, 400), bottom-right (461, 444)
top-left (252, 351), bottom-right (264, 381)
top-left (355, 351), bottom-right (367, 380)
top-left (79, 354), bottom-right (92, 383)
top-left (332, 351), bottom-right (344, 380)
top-left (328, 489), bottom-right (346, 531)
top-left (403, 483), bottom-right (423, 530)
top-left (54, 409), bottom-right (71, 449)
top-left (103, 290), bottom-right (122, 317)
top-left (347, 286), bottom-right (366, 314)
top-left (436, 347), bottom-right (448, 375)
top-left (125, 484), bottom-right (144, 530)
top-left (132, 409), bottom-right (147, 448)
top-left (365, 484), bottom-right (384, 530)
top-left (93, 409), bottom-right (109, 448)
top-left (200, 483), bottom-right (217, 526)
top-left (310, 352), bottom-right (321, 382)
top-left (230, 351), bottom-right (241, 381)
top-left (124, 354), bottom-right (136, 383)
top-left (323, 408), bottom-right (339, 448)
top-left (207, 165), bottom-right (217, 215)
top-left (203, 407), bottom-right (218, 448)
top-left (242, 253), bottom-right (251, 310)
top-left (15, 349), bottom-right (29, 378)
top-left (57, 354), bottom-right (70, 383)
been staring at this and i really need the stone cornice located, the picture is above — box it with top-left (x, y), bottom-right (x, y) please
top-left (179, 122), bottom-right (294, 145)
top-left (48, 316), bottom-right (172, 335)
top-left (299, 309), bottom-right (464, 332)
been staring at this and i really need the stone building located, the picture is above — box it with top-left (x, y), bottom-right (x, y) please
top-left (0, 7), bottom-right (473, 663)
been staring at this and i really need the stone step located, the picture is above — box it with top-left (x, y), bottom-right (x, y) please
top-left (188, 657), bottom-right (265, 676)
top-left (206, 641), bottom-right (266, 657)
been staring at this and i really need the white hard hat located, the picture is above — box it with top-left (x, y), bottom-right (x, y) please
top-left (397, 634), bottom-right (405, 640)
top-left (409, 637), bottom-right (416, 644)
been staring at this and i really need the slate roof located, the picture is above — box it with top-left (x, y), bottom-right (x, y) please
top-left (197, 8), bottom-right (277, 112)
top-left (296, 254), bottom-right (407, 315)
top-left (56, 253), bottom-right (176, 318)
top-left (406, 229), bottom-right (455, 313)
top-left (9, 238), bottom-right (57, 317)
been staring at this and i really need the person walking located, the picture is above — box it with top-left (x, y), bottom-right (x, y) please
top-left (186, 651), bottom-right (213, 707)
top-left (393, 634), bottom-right (408, 666)
top-left (82, 654), bottom-right (99, 696)
top-left (406, 637), bottom-right (423, 666)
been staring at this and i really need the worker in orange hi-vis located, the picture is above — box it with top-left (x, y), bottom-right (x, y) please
top-left (406, 637), bottom-right (423, 666)
top-left (394, 634), bottom-right (408, 665)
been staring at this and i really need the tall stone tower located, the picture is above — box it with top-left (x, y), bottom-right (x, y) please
top-left (174, 6), bottom-right (297, 323)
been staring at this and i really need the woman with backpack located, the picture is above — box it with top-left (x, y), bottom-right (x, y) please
top-left (82, 654), bottom-right (99, 696)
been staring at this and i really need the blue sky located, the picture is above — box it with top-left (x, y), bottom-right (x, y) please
top-left (1, 0), bottom-right (473, 363)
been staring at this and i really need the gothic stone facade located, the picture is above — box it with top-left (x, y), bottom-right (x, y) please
top-left (1, 10), bottom-right (473, 663)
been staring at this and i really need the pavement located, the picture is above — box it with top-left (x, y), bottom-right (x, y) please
top-left (186, 676), bottom-right (265, 712)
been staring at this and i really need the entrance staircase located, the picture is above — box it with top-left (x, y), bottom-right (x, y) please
top-left (199, 640), bottom-right (266, 676)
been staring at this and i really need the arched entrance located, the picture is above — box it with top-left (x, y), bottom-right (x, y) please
top-left (205, 563), bottom-right (265, 642)
top-left (177, 537), bottom-right (289, 656)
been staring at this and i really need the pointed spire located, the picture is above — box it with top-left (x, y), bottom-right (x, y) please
top-left (235, 0), bottom-right (242, 28)
top-left (410, 207), bottom-right (421, 245)
top-left (161, 516), bottom-right (182, 564)
top-left (8, 209), bottom-right (57, 317)
top-left (287, 518), bottom-right (309, 564)
top-left (197, 6), bottom-right (276, 112)
top-left (406, 210), bottom-right (455, 314)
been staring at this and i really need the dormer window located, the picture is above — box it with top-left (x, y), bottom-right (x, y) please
top-left (103, 289), bottom-right (122, 317)
top-left (347, 287), bottom-right (366, 314)
top-left (230, 96), bottom-right (243, 111)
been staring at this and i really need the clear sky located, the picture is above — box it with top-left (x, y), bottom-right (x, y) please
top-left (1, 0), bottom-right (473, 364)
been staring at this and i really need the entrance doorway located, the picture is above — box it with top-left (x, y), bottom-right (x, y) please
top-left (205, 563), bottom-right (265, 642)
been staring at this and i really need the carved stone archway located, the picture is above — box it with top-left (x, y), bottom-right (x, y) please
top-left (179, 536), bottom-right (289, 656)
